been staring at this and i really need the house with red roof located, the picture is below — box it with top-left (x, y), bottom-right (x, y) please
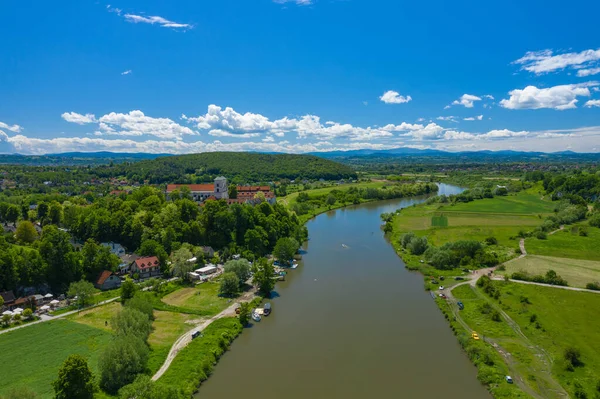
top-left (130, 256), bottom-right (161, 279)
top-left (95, 270), bottom-right (122, 291)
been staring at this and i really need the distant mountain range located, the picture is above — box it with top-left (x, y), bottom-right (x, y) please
top-left (0, 148), bottom-right (598, 166)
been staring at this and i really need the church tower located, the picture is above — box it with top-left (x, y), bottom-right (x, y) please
top-left (214, 176), bottom-right (229, 200)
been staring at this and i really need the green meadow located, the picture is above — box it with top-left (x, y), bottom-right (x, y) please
top-left (0, 320), bottom-right (111, 398)
top-left (500, 255), bottom-right (600, 288)
top-left (526, 224), bottom-right (600, 261)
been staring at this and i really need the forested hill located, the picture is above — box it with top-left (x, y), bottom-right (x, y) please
top-left (103, 152), bottom-right (357, 183)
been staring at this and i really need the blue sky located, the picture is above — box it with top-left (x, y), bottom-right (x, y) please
top-left (1, 0), bottom-right (599, 154)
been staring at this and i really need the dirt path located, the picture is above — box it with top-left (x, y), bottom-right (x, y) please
top-left (151, 288), bottom-right (257, 381)
top-left (549, 225), bottom-right (565, 235)
top-left (519, 238), bottom-right (527, 257)
top-left (492, 277), bottom-right (600, 294)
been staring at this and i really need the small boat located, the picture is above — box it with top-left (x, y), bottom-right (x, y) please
top-left (252, 310), bottom-right (261, 322)
top-left (341, 244), bottom-right (348, 249)
top-left (264, 303), bottom-right (272, 316)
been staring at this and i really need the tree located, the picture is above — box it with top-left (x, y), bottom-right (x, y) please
top-left (0, 251), bottom-right (18, 292)
top-left (326, 194), bottom-right (336, 206)
top-left (408, 236), bottom-right (428, 255)
top-left (52, 354), bottom-right (96, 399)
top-left (238, 302), bottom-right (251, 326)
top-left (228, 185), bottom-right (238, 199)
top-left (253, 191), bottom-right (266, 203)
top-left (125, 293), bottom-right (154, 321)
top-left (118, 375), bottom-right (181, 399)
top-left (171, 247), bottom-right (194, 282)
top-left (244, 227), bottom-right (269, 256)
top-left (22, 308), bottom-right (33, 320)
top-left (564, 347), bottom-right (583, 369)
top-left (111, 308), bottom-right (153, 342)
top-left (5, 204), bottom-right (20, 226)
top-left (37, 202), bottom-right (49, 221)
top-left (0, 295), bottom-right (3, 308)
top-left (49, 201), bottom-right (63, 225)
top-left (224, 259), bottom-right (251, 285)
top-left (99, 335), bottom-right (149, 394)
top-left (67, 280), bottom-right (96, 309)
top-left (219, 272), bottom-right (240, 297)
top-left (39, 226), bottom-right (80, 293)
top-left (120, 278), bottom-right (137, 302)
top-left (252, 258), bottom-right (275, 296)
top-left (2, 314), bottom-right (11, 326)
top-left (273, 237), bottom-right (300, 266)
top-left (15, 221), bottom-right (38, 243)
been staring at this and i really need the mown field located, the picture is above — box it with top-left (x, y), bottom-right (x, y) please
top-left (0, 320), bottom-right (111, 398)
top-left (281, 181), bottom-right (385, 207)
top-left (161, 281), bottom-right (231, 316)
top-left (526, 224), bottom-right (600, 261)
top-left (500, 255), bottom-right (600, 288)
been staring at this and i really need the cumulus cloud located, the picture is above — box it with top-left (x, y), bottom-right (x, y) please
top-left (121, 70), bottom-right (132, 75)
top-left (464, 115), bottom-right (483, 121)
top-left (513, 49), bottom-right (600, 75)
top-left (500, 83), bottom-right (597, 110)
top-left (450, 94), bottom-right (482, 108)
top-left (585, 100), bottom-right (600, 108)
top-left (437, 116), bottom-right (457, 122)
top-left (0, 121), bottom-right (23, 133)
top-left (379, 90), bottom-right (412, 104)
top-left (483, 95), bottom-right (494, 100)
top-left (577, 67), bottom-right (600, 77)
top-left (61, 112), bottom-right (97, 124)
top-left (97, 110), bottom-right (197, 140)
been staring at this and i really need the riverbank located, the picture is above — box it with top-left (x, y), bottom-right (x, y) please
top-left (387, 186), bottom-right (600, 398)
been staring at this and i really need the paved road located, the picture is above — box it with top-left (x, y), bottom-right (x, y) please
top-left (0, 296), bottom-right (120, 336)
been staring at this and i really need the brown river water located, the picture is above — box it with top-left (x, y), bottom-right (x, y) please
top-left (196, 184), bottom-right (490, 399)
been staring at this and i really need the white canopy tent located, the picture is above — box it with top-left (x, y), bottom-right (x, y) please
top-left (2, 310), bottom-right (13, 316)
top-left (44, 293), bottom-right (53, 299)
top-left (12, 308), bottom-right (24, 314)
top-left (40, 305), bottom-right (51, 311)
top-left (50, 300), bottom-right (60, 306)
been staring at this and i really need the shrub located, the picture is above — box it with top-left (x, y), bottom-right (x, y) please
top-left (408, 236), bottom-right (428, 255)
top-left (530, 314), bottom-right (538, 323)
top-left (219, 272), bottom-right (240, 297)
top-left (564, 347), bottom-right (584, 369)
top-left (535, 230), bottom-right (547, 240)
top-left (496, 264), bottom-right (506, 271)
top-left (586, 282), bottom-right (600, 291)
top-left (484, 237), bottom-right (498, 245)
top-left (491, 310), bottom-right (501, 322)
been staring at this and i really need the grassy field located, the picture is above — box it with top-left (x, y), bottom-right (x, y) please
top-left (500, 255), bottom-right (600, 288)
top-left (0, 320), bottom-right (111, 398)
top-left (280, 181), bottom-right (385, 208)
top-left (67, 301), bottom-right (121, 331)
top-left (445, 193), bottom-right (555, 214)
top-left (161, 282), bottom-right (231, 316)
top-left (496, 282), bottom-right (600, 398)
top-left (147, 310), bottom-right (193, 374)
top-left (526, 224), bottom-right (600, 261)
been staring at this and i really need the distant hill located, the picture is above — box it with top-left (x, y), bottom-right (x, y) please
top-left (107, 152), bottom-right (357, 183)
top-left (0, 152), bottom-right (168, 166)
top-left (312, 148), bottom-right (600, 163)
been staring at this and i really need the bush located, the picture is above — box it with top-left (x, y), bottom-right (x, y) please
top-left (586, 282), bottom-right (600, 291)
top-left (408, 236), bottom-right (428, 255)
top-left (590, 213), bottom-right (600, 228)
top-left (484, 237), bottom-right (498, 246)
top-left (126, 292), bottom-right (155, 321)
top-left (111, 308), bottom-right (153, 342)
top-left (400, 232), bottom-right (416, 249)
top-left (219, 272), bottom-right (240, 297)
top-left (530, 314), bottom-right (538, 323)
top-left (99, 335), bottom-right (149, 394)
top-left (534, 230), bottom-right (547, 240)
top-left (564, 347), bottom-right (584, 369)
top-left (491, 310), bottom-right (502, 322)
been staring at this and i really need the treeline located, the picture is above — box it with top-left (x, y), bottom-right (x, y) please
top-left (524, 169), bottom-right (600, 203)
top-left (97, 152), bottom-right (358, 184)
top-left (292, 182), bottom-right (438, 216)
top-left (0, 186), bottom-right (307, 295)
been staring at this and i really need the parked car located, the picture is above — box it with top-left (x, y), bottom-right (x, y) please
top-left (455, 276), bottom-right (465, 281)
top-left (457, 301), bottom-right (464, 310)
top-left (505, 376), bottom-right (513, 384)
top-left (471, 331), bottom-right (480, 340)
top-left (431, 279), bottom-right (438, 285)
top-left (191, 331), bottom-right (201, 339)
top-left (439, 276), bottom-right (445, 281)
top-left (439, 286), bottom-right (445, 290)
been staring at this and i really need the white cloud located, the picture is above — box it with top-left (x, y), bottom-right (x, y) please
top-left (97, 110), bottom-right (197, 140)
top-left (208, 129), bottom-right (260, 138)
top-left (0, 121), bottom-right (23, 133)
top-left (513, 49), bottom-right (600, 75)
top-left (123, 14), bottom-right (192, 29)
top-left (450, 94), bottom-right (482, 108)
top-left (483, 95), bottom-right (494, 100)
top-left (107, 5), bottom-right (122, 15)
top-left (262, 136), bottom-right (275, 142)
top-left (578, 67), bottom-right (600, 77)
top-left (437, 116), bottom-right (457, 122)
top-left (379, 90), bottom-right (412, 104)
top-left (464, 115), bottom-right (483, 121)
top-left (500, 82), bottom-right (597, 110)
top-left (585, 100), bottom-right (600, 108)
top-left (121, 70), bottom-right (132, 75)
top-left (61, 112), bottom-right (97, 124)
top-left (273, 0), bottom-right (313, 5)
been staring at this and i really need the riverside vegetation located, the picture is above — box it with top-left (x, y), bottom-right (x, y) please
top-left (385, 168), bottom-right (600, 398)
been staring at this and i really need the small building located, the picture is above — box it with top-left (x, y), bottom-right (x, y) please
top-left (130, 256), bottom-right (161, 279)
top-left (201, 246), bottom-right (215, 259)
top-left (119, 253), bottom-right (140, 274)
top-left (102, 242), bottom-right (126, 256)
top-left (95, 271), bottom-right (122, 291)
top-left (33, 294), bottom-right (45, 306)
top-left (195, 265), bottom-right (218, 276)
top-left (0, 291), bottom-right (15, 310)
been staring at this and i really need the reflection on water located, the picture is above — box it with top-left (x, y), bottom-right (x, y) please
top-left (196, 184), bottom-right (489, 399)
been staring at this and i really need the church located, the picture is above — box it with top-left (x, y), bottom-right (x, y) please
top-left (166, 177), bottom-right (275, 205)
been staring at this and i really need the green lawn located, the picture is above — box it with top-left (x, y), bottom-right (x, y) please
top-left (499, 255), bottom-right (600, 288)
top-left (526, 225), bottom-right (600, 261)
top-left (496, 282), bottom-right (600, 398)
top-left (147, 311), bottom-right (192, 374)
top-left (0, 320), bottom-right (111, 398)
top-left (161, 282), bottom-right (231, 316)
top-left (444, 193), bottom-right (555, 215)
top-left (281, 181), bottom-right (385, 207)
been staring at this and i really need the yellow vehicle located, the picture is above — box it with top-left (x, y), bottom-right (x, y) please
top-left (471, 331), bottom-right (480, 340)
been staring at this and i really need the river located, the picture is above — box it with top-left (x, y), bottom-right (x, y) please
top-left (197, 183), bottom-right (490, 398)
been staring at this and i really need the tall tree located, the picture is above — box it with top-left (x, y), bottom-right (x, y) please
top-left (99, 335), bottom-right (149, 394)
top-left (39, 226), bottom-right (80, 293)
top-left (219, 272), bottom-right (240, 297)
top-left (0, 251), bottom-right (18, 292)
top-left (223, 259), bottom-right (251, 286)
top-left (67, 280), bottom-right (96, 309)
top-left (52, 354), bottom-right (96, 399)
top-left (273, 237), bottom-right (300, 266)
top-left (15, 221), bottom-right (38, 243)
top-left (120, 278), bottom-right (137, 302)
top-left (252, 258), bottom-right (275, 296)
top-left (171, 247), bottom-right (194, 282)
